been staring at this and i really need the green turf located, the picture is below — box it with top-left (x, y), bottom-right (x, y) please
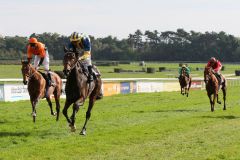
top-left (1, 86), bottom-right (240, 160)
top-left (1, 62), bottom-right (240, 78)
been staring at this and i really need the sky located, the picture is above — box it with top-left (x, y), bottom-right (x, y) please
top-left (0, 0), bottom-right (240, 39)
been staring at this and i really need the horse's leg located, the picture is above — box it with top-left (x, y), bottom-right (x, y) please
top-left (187, 79), bottom-right (191, 97)
top-left (62, 100), bottom-right (72, 125)
top-left (46, 97), bottom-right (55, 116)
top-left (80, 97), bottom-right (95, 135)
top-left (212, 93), bottom-right (217, 112)
top-left (31, 99), bottom-right (38, 123)
top-left (69, 103), bottom-right (80, 132)
top-left (222, 84), bottom-right (227, 110)
top-left (54, 91), bottom-right (61, 121)
top-left (208, 94), bottom-right (214, 112)
top-left (217, 94), bottom-right (221, 104)
top-left (55, 96), bottom-right (61, 121)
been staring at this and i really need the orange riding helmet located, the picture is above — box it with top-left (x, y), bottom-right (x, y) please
top-left (29, 37), bottom-right (38, 44)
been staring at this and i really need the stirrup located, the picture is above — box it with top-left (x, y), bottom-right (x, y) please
top-left (49, 81), bottom-right (56, 87)
top-left (87, 76), bottom-right (93, 83)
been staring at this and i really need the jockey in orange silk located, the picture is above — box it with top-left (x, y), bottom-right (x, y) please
top-left (27, 37), bottom-right (54, 86)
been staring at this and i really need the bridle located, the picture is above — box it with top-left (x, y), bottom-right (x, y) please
top-left (63, 52), bottom-right (83, 75)
top-left (204, 67), bottom-right (213, 84)
top-left (22, 63), bottom-right (37, 84)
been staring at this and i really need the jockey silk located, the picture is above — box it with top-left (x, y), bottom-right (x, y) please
top-left (27, 42), bottom-right (46, 58)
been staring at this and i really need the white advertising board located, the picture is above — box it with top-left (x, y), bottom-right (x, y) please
top-left (3, 84), bottom-right (29, 101)
top-left (136, 82), bottom-right (164, 93)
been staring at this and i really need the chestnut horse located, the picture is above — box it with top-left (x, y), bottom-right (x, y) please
top-left (204, 66), bottom-right (226, 112)
top-left (62, 50), bottom-right (102, 135)
top-left (21, 60), bottom-right (62, 122)
top-left (179, 68), bottom-right (192, 97)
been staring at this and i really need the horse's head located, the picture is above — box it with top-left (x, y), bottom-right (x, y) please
top-left (63, 48), bottom-right (78, 76)
top-left (181, 67), bottom-right (187, 76)
top-left (204, 66), bottom-right (213, 84)
top-left (21, 60), bottom-right (33, 85)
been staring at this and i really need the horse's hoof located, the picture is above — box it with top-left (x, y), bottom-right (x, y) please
top-left (32, 112), bottom-right (36, 117)
top-left (51, 112), bottom-right (56, 116)
top-left (80, 129), bottom-right (86, 135)
top-left (217, 101), bottom-right (221, 104)
top-left (70, 125), bottom-right (76, 132)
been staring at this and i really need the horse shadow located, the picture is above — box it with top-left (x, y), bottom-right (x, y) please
top-left (0, 121), bottom-right (7, 124)
top-left (200, 115), bottom-right (238, 119)
top-left (133, 109), bottom-right (200, 113)
top-left (0, 131), bottom-right (30, 137)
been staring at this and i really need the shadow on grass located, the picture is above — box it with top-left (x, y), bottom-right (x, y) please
top-left (201, 115), bottom-right (238, 119)
top-left (0, 131), bottom-right (30, 137)
top-left (133, 109), bottom-right (200, 113)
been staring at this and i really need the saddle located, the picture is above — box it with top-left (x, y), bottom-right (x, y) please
top-left (213, 73), bottom-right (223, 85)
top-left (38, 71), bottom-right (54, 87)
top-left (81, 65), bottom-right (101, 80)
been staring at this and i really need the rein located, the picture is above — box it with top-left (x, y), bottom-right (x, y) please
top-left (204, 67), bottom-right (214, 84)
top-left (26, 66), bottom-right (38, 80)
top-left (69, 59), bottom-right (79, 71)
top-left (66, 58), bottom-right (84, 73)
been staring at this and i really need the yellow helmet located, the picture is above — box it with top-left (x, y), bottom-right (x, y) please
top-left (182, 64), bottom-right (186, 68)
top-left (70, 32), bottom-right (82, 42)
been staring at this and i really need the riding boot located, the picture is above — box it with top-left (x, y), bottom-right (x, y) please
top-left (87, 66), bottom-right (94, 83)
top-left (215, 73), bottom-right (222, 84)
top-left (47, 72), bottom-right (55, 87)
top-left (214, 73), bottom-right (222, 91)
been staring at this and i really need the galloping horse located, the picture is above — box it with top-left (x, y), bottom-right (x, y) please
top-left (179, 68), bottom-right (192, 97)
top-left (204, 66), bottom-right (226, 112)
top-left (62, 49), bottom-right (102, 135)
top-left (21, 60), bottom-right (62, 122)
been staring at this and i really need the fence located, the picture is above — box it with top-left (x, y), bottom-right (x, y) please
top-left (0, 78), bottom-right (240, 101)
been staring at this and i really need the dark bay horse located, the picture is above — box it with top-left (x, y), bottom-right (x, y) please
top-left (204, 66), bottom-right (226, 112)
top-left (21, 60), bottom-right (62, 122)
top-left (179, 68), bottom-right (192, 97)
top-left (62, 50), bottom-right (102, 135)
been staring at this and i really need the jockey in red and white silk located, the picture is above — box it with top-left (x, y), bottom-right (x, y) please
top-left (207, 57), bottom-right (222, 73)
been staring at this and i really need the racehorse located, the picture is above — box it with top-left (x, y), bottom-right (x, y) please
top-left (21, 60), bottom-right (62, 122)
top-left (62, 49), bottom-right (103, 135)
top-left (204, 66), bottom-right (226, 112)
top-left (179, 68), bottom-right (192, 97)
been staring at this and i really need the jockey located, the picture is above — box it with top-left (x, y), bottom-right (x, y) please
top-left (206, 57), bottom-right (222, 84)
top-left (27, 37), bottom-right (54, 86)
top-left (178, 64), bottom-right (190, 78)
top-left (68, 32), bottom-right (94, 82)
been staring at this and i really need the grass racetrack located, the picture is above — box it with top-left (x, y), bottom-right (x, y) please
top-left (1, 86), bottom-right (240, 159)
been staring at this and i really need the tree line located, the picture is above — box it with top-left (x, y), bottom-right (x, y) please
top-left (0, 29), bottom-right (240, 62)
